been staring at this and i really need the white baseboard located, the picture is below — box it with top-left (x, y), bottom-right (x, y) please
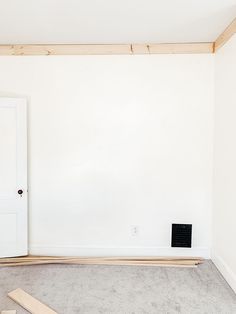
top-left (212, 253), bottom-right (236, 293)
top-left (29, 245), bottom-right (210, 258)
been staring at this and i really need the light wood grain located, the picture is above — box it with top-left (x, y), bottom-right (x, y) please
top-left (8, 289), bottom-right (57, 314)
top-left (214, 18), bottom-right (236, 52)
top-left (133, 43), bottom-right (213, 54)
top-left (1, 311), bottom-right (17, 314)
top-left (3, 261), bottom-right (197, 268)
top-left (0, 255), bottom-right (203, 262)
top-left (0, 44), bottom-right (131, 55)
top-left (0, 255), bottom-right (203, 268)
top-left (0, 259), bottom-right (199, 265)
top-left (0, 43), bottom-right (213, 56)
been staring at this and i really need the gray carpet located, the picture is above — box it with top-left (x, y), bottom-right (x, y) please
top-left (0, 261), bottom-right (235, 314)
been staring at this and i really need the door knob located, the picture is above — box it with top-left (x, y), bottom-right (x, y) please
top-left (18, 189), bottom-right (23, 195)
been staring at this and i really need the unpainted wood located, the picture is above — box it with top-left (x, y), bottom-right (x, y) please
top-left (0, 43), bottom-right (213, 56)
top-left (0, 255), bottom-right (203, 262)
top-left (0, 44), bottom-right (131, 55)
top-left (3, 261), bottom-right (197, 268)
top-left (1, 261), bottom-right (199, 264)
top-left (131, 43), bottom-right (213, 54)
top-left (8, 289), bottom-right (57, 314)
top-left (0, 255), bottom-right (202, 267)
top-left (214, 18), bottom-right (236, 51)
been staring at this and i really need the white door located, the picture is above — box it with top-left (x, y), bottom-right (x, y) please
top-left (0, 98), bottom-right (28, 257)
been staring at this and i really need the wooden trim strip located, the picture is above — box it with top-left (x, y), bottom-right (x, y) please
top-left (0, 43), bottom-right (213, 56)
top-left (8, 288), bottom-right (57, 314)
top-left (0, 255), bottom-right (204, 262)
top-left (0, 260), bottom-right (200, 266)
top-left (0, 44), bottom-right (131, 55)
top-left (132, 43), bottom-right (213, 54)
top-left (3, 262), bottom-right (197, 268)
top-left (214, 18), bottom-right (236, 52)
top-left (0, 255), bottom-right (203, 267)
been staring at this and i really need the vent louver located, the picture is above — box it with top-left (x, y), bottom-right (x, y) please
top-left (171, 224), bottom-right (192, 248)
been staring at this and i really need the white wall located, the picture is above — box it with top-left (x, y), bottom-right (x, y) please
top-left (0, 55), bottom-right (214, 257)
top-left (213, 35), bottom-right (236, 292)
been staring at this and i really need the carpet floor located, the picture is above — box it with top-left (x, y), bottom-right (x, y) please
top-left (0, 260), bottom-right (235, 313)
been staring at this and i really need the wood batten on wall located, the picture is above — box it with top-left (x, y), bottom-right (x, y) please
top-left (0, 17), bottom-right (234, 55)
top-left (214, 18), bottom-right (236, 52)
top-left (0, 43), bottom-right (213, 56)
top-left (132, 43), bottom-right (213, 54)
top-left (0, 44), bottom-right (131, 56)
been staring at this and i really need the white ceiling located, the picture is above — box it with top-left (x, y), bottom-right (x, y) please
top-left (0, 0), bottom-right (236, 44)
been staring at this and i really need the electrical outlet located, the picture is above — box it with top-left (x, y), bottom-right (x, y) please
top-left (131, 225), bottom-right (139, 236)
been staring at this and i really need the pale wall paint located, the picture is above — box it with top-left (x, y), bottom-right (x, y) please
top-left (0, 55), bottom-right (214, 257)
top-left (213, 35), bottom-right (236, 292)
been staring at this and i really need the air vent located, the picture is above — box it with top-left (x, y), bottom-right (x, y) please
top-left (171, 224), bottom-right (192, 248)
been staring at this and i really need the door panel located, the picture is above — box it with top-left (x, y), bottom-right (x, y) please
top-left (0, 107), bottom-right (17, 198)
top-left (0, 214), bottom-right (17, 244)
top-left (0, 98), bottom-right (28, 257)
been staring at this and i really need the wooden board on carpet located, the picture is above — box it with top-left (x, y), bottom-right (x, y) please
top-left (0, 255), bottom-right (203, 262)
top-left (0, 255), bottom-right (203, 267)
top-left (8, 288), bottom-right (57, 314)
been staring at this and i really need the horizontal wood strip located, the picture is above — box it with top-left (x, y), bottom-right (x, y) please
top-left (0, 255), bottom-right (204, 262)
top-left (0, 255), bottom-right (203, 267)
top-left (214, 18), bottom-right (236, 52)
top-left (0, 259), bottom-right (200, 265)
top-left (1, 261), bottom-right (198, 268)
top-left (0, 44), bottom-right (131, 55)
top-left (133, 43), bottom-right (213, 54)
top-left (0, 43), bottom-right (213, 56)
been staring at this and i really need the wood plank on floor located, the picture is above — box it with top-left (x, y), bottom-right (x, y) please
top-left (0, 255), bottom-right (203, 268)
top-left (8, 288), bottom-right (57, 314)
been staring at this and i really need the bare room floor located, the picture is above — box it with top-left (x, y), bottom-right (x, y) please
top-left (0, 261), bottom-right (235, 314)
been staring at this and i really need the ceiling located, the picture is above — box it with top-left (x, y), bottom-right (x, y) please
top-left (0, 0), bottom-right (236, 44)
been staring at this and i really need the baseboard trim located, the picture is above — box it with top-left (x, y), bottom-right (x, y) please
top-left (212, 253), bottom-right (236, 293)
top-left (29, 245), bottom-right (210, 258)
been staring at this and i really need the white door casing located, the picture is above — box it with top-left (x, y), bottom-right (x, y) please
top-left (0, 98), bottom-right (28, 257)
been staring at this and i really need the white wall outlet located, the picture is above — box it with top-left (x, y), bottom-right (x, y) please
top-left (131, 225), bottom-right (139, 236)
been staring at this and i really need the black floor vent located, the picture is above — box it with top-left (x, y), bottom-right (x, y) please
top-left (171, 224), bottom-right (192, 248)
